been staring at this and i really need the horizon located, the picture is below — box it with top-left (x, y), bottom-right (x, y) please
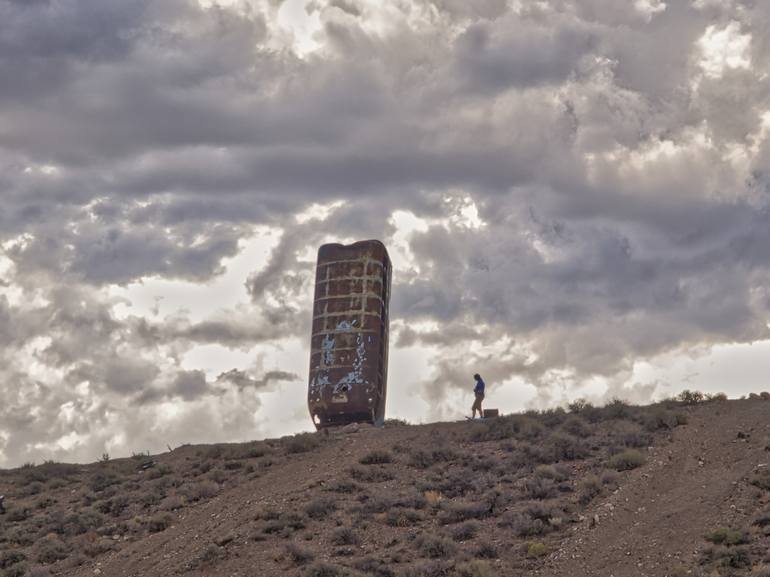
top-left (0, 391), bottom-right (745, 470)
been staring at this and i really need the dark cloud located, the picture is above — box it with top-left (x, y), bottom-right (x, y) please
top-left (2, 0), bottom-right (770, 466)
top-left (454, 15), bottom-right (595, 92)
top-left (216, 368), bottom-right (298, 390)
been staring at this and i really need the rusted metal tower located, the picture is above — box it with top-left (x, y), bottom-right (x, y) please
top-left (308, 240), bottom-right (391, 429)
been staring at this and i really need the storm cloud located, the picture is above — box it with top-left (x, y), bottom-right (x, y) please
top-left (1, 0), bottom-right (770, 466)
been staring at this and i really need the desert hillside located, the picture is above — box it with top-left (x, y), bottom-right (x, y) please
top-left (2, 396), bottom-right (770, 577)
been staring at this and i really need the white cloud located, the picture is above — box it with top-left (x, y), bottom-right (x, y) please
top-left (634, 0), bottom-right (667, 21)
top-left (698, 22), bottom-right (752, 79)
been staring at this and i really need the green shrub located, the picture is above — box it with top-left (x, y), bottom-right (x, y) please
top-left (349, 466), bottom-right (394, 483)
top-left (90, 472), bottom-right (119, 492)
top-left (187, 544), bottom-right (226, 570)
top-left (607, 449), bottom-right (645, 471)
top-left (700, 545), bottom-right (751, 568)
top-left (35, 536), bottom-right (70, 564)
top-left (261, 512), bottom-right (307, 535)
top-left (6, 526), bottom-right (35, 546)
top-left (704, 528), bottom-right (749, 546)
top-left (641, 408), bottom-right (686, 431)
top-left (359, 450), bottom-right (392, 465)
top-left (146, 464), bottom-right (173, 479)
top-left (326, 479), bottom-right (360, 493)
top-left (561, 415), bottom-right (592, 437)
top-left (415, 534), bottom-right (457, 558)
top-left (474, 541), bottom-right (498, 559)
top-left (438, 501), bottom-right (489, 524)
top-left (0, 552), bottom-right (26, 570)
top-left (526, 542), bottom-right (548, 558)
top-left (5, 507), bottom-right (32, 522)
top-left (604, 399), bottom-right (632, 419)
top-left (305, 497), bottom-right (337, 519)
top-left (147, 513), bottom-right (173, 533)
top-left (578, 474), bottom-right (602, 505)
top-left (567, 399), bottom-right (593, 413)
top-left (206, 468), bottom-right (227, 484)
top-left (407, 447), bottom-right (458, 469)
top-left (451, 522), bottom-right (479, 541)
top-left (523, 477), bottom-right (558, 500)
top-left (498, 512), bottom-right (546, 537)
top-left (545, 432), bottom-right (590, 461)
top-left (226, 443), bottom-right (269, 460)
top-left (385, 508), bottom-right (422, 527)
top-left (677, 390), bottom-right (705, 405)
top-left (20, 461), bottom-right (79, 483)
top-left (284, 433), bottom-right (321, 454)
top-left (534, 464), bottom-right (570, 481)
top-left (535, 407), bottom-right (568, 427)
top-left (183, 480), bottom-right (219, 501)
top-left (384, 418), bottom-right (409, 426)
top-left (471, 415), bottom-right (544, 442)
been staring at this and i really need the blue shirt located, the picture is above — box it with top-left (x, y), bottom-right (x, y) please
top-left (474, 378), bottom-right (485, 394)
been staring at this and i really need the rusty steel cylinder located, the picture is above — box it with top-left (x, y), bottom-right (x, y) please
top-left (308, 240), bottom-right (392, 429)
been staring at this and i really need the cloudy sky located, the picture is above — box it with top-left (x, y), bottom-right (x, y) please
top-left (2, 0), bottom-right (770, 467)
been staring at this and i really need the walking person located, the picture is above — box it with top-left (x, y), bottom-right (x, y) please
top-left (470, 373), bottom-right (485, 419)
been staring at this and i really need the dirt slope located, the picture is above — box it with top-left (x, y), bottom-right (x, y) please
top-left (3, 398), bottom-right (770, 577)
top-left (545, 399), bottom-right (770, 577)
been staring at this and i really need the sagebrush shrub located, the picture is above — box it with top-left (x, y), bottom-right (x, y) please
top-left (579, 475), bottom-right (602, 505)
top-left (0, 551), bottom-right (26, 570)
top-left (359, 450), bottom-right (393, 465)
top-left (331, 527), bottom-right (359, 546)
top-left (284, 433), bottom-right (321, 454)
top-left (305, 497), bottom-right (337, 519)
top-left (286, 542), bottom-right (314, 566)
top-left (474, 541), bottom-right (498, 559)
top-left (451, 521), bottom-right (479, 541)
top-left (438, 501), bottom-right (489, 524)
top-left (385, 508), bottom-right (422, 527)
top-left (678, 390), bottom-right (705, 405)
top-left (526, 542), bottom-right (548, 558)
top-left (523, 477), bottom-right (558, 500)
top-left (146, 513), bottom-right (173, 533)
top-left (545, 433), bottom-right (590, 462)
top-left (607, 449), bottom-right (645, 471)
top-left (349, 466), bottom-right (394, 483)
top-left (35, 536), bottom-right (70, 564)
top-left (704, 528), bottom-right (749, 546)
top-left (561, 415), bottom-right (592, 438)
top-left (326, 479), bottom-right (360, 494)
top-left (498, 512), bottom-right (546, 537)
top-left (415, 534), bottom-right (457, 558)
